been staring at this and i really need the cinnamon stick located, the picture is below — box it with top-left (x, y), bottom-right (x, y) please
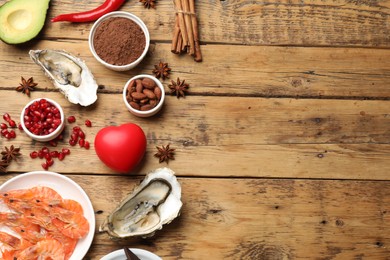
top-left (171, 16), bottom-right (180, 53)
top-left (189, 0), bottom-right (202, 61)
top-left (174, 0), bottom-right (188, 47)
top-left (181, 0), bottom-right (195, 55)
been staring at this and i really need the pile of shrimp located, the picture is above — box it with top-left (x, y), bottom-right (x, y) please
top-left (0, 186), bottom-right (89, 260)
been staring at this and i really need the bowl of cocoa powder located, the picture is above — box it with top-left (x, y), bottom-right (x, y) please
top-left (123, 75), bottom-right (165, 117)
top-left (89, 11), bottom-right (150, 71)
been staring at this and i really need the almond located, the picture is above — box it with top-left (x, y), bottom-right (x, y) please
top-left (131, 92), bottom-right (147, 100)
top-left (136, 79), bottom-right (143, 93)
top-left (154, 86), bottom-right (162, 100)
top-left (129, 101), bottom-right (140, 110)
top-left (143, 89), bottom-right (156, 99)
top-left (142, 78), bottom-right (156, 89)
top-left (140, 104), bottom-right (153, 111)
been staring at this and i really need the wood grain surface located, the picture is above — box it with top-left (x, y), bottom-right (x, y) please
top-left (0, 0), bottom-right (389, 259)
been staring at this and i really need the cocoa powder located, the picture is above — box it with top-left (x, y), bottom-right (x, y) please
top-left (93, 17), bottom-right (146, 66)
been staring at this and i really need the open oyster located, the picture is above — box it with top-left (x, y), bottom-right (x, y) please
top-left (29, 49), bottom-right (98, 106)
top-left (99, 168), bottom-right (182, 239)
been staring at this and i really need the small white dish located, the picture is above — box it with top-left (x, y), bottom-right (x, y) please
top-left (123, 74), bottom-right (165, 117)
top-left (0, 171), bottom-right (95, 260)
top-left (20, 98), bottom-right (65, 142)
top-left (100, 248), bottom-right (162, 260)
top-left (89, 11), bottom-right (150, 71)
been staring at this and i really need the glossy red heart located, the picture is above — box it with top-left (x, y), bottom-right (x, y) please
top-left (94, 123), bottom-right (146, 173)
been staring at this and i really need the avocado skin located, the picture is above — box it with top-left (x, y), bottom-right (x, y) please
top-left (0, 0), bottom-right (50, 44)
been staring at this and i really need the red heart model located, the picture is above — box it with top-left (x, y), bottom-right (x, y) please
top-left (94, 123), bottom-right (147, 173)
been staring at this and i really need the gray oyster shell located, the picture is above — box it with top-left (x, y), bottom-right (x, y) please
top-left (99, 167), bottom-right (182, 238)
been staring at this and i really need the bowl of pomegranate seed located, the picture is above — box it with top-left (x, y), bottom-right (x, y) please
top-left (123, 74), bottom-right (165, 117)
top-left (20, 98), bottom-right (65, 142)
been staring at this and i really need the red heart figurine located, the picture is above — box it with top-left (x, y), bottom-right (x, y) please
top-left (94, 123), bottom-right (146, 173)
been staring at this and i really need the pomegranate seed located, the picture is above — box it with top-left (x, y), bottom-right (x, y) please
top-left (78, 130), bottom-right (85, 139)
top-left (38, 151), bottom-right (44, 159)
top-left (9, 130), bottom-right (16, 139)
top-left (73, 126), bottom-right (81, 132)
top-left (3, 113), bottom-right (10, 122)
top-left (45, 153), bottom-right (51, 160)
top-left (67, 116), bottom-right (76, 123)
top-left (0, 123), bottom-right (7, 129)
top-left (49, 140), bottom-right (57, 147)
top-left (8, 120), bottom-right (16, 128)
top-left (41, 147), bottom-right (49, 155)
top-left (79, 138), bottom-right (85, 147)
top-left (5, 133), bottom-right (11, 139)
top-left (57, 134), bottom-right (64, 141)
top-left (84, 141), bottom-right (90, 150)
top-left (18, 123), bottom-right (23, 131)
top-left (41, 162), bottom-right (49, 170)
top-left (50, 151), bottom-right (59, 158)
top-left (1, 129), bottom-right (8, 136)
top-left (46, 159), bottom-right (54, 167)
top-left (30, 151), bottom-right (38, 159)
top-left (58, 152), bottom-right (65, 161)
top-left (85, 120), bottom-right (92, 127)
top-left (62, 148), bottom-right (70, 155)
top-left (69, 139), bottom-right (77, 146)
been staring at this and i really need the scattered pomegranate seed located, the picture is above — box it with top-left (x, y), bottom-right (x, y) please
top-left (49, 140), bottom-right (58, 147)
top-left (79, 138), bottom-right (85, 147)
top-left (69, 139), bottom-right (77, 146)
top-left (38, 151), bottom-right (44, 159)
top-left (67, 116), bottom-right (76, 123)
top-left (9, 130), bottom-right (16, 139)
top-left (58, 152), bottom-right (65, 161)
top-left (18, 123), bottom-right (23, 131)
top-left (78, 130), bottom-right (85, 139)
top-left (8, 120), bottom-right (16, 128)
top-left (41, 162), bottom-right (49, 170)
top-left (41, 147), bottom-right (49, 155)
top-left (44, 153), bottom-right (51, 160)
top-left (85, 120), bottom-right (92, 127)
top-left (84, 141), bottom-right (90, 150)
top-left (46, 159), bottom-right (54, 167)
top-left (30, 151), bottom-right (38, 159)
top-left (50, 151), bottom-right (59, 158)
top-left (1, 129), bottom-right (8, 136)
top-left (62, 148), bottom-right (70, 155)
top-left (0, 123), bottom-right (7, 129)
top-left (3, 113), bottom-right (10, 122)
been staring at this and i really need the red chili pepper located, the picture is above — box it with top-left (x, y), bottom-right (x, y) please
top-left (51, 0), bottom-right (126, 23)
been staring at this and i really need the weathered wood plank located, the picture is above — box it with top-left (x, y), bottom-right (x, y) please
top-left (1, 91), bottom-right (389, 179)
top-left (2, 175), bottom-right (388, 259)
top-left (1, 41), bottom-right (390, 98)
top-left (1, 0), bottom-right (388, 47)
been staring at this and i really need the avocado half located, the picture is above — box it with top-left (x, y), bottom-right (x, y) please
top-left (0, 0), bottom-right (50, 44)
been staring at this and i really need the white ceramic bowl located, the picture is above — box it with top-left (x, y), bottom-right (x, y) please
top-left (20, 98), bottom-right (65, 142)
top-left (89, 11), bottom-right (150, 71)
top-left (123, 74), bottom-right (165, 117)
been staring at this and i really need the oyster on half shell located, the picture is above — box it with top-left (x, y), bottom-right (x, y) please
top-left (99, 168), bottom-right (182, 239)
top-left (29, 49), bottom-right (98, 106)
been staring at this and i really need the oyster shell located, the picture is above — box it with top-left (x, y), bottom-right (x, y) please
top-left (99, 167), bottom-right (182, 238)
top-left (29, 49), bottom-right (98, 106)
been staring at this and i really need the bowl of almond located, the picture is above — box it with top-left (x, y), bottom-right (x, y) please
top-left (123, 75), bottom-right (165, 117)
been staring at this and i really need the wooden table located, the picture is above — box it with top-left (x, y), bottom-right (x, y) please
top-left (0, 0), bottom-right (390, 259)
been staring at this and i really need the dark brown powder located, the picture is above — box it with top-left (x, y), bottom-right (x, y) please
top-left (93, 17), bottom-right (146, 66)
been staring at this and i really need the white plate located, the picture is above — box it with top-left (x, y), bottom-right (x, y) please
top-left (100, 248), bottom-right (162, 260)
top-left (0, 171), bottom-right (95, 260)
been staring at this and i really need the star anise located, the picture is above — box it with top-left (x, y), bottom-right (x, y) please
top-left (0, 160), bottom-right (9, 173)
top-left (153, 62), bottom-right (171, 80)
top-left (140, 0), bottom-right (156, 9)
top-left (1, 145), bottom-right (21, 163)
top-left (154, 144), bottom-right (175, 163)
top-left (16, 76), bottom-right (38, 97)
top-left (168, 78), bottom-right (189, 99)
